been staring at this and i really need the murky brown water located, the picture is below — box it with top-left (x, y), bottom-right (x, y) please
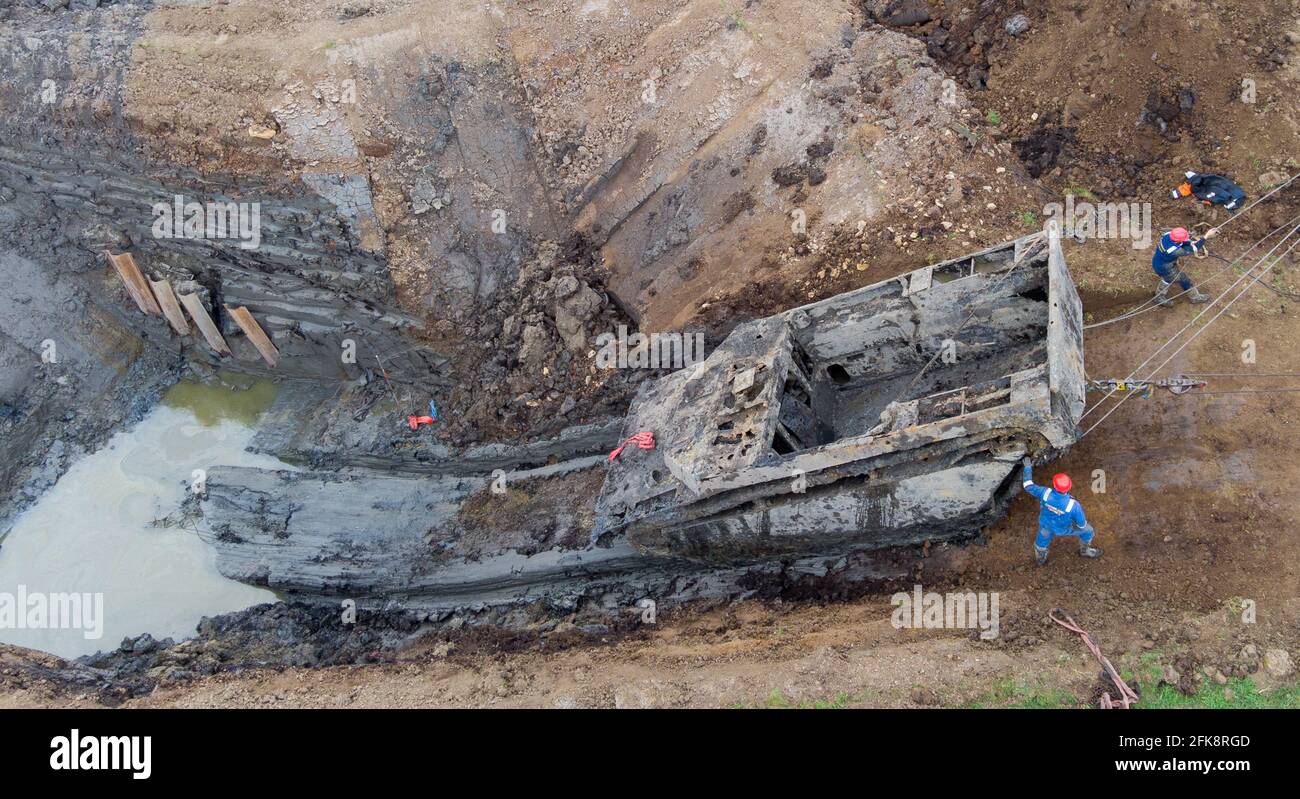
top-left (0, 378), bottom-right (283, 658)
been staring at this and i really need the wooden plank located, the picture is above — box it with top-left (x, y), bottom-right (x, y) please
top-left (177, 292), bottom-right (231, 356)
top-left (149, 279), bottom-right (190, 336)
top-left (106, 252), bottom-right (162, 316)
top-left (224, 305), bottom-right (279, 368)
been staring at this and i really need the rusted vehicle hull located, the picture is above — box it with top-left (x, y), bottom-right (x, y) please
top-left (594, 231), bottom-right (1085, 562)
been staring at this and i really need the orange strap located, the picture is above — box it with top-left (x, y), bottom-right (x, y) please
top-left (609, 431), bottom-right (656, 462)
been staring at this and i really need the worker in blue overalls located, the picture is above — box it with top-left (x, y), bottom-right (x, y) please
top-left (1152, 226), bottom-right (1217, 307)
top-left (1022, 457), bottom-right (1101, 565)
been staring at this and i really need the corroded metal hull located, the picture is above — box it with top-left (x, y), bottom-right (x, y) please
top-left (594, 231), bottom-right (1085, 563)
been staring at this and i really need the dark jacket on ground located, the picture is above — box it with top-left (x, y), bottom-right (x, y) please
top-left (1184, 172), bottom-right (1247, 210)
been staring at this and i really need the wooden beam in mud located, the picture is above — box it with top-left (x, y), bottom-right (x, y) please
top-left (105, 252), bottom-right (162, 316)
top-left (148, 279), bottom-right (190, 336)
top-left (224, 305), bottom-right (279, 368)
top-left (177, 292), bottom-right (231, 356)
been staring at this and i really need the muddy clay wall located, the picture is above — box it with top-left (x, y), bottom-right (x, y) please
top-left (1, 0), bottom-right (1045, 447)
top-left (0, 143), bottom-right (448, 384)
top-left (0, 4), bottom-right (446, 387)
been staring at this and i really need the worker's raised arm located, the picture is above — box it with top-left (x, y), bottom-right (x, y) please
top-left (1021, 457), bottom-right (1047, 500)
top-left (1192, 227), bottom-right (1220, 253)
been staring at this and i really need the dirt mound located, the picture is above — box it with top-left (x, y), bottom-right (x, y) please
top-left (883, 0), bottom-right (1299, 203)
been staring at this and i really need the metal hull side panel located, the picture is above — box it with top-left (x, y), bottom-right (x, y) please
top-left (627, 459), bottom-right (1015, 561)
top-left (1046, 233), bottom-right (1086, 435)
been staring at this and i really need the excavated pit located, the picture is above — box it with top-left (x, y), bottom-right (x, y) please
top-left (0, 0), bottom-right (1091, 690)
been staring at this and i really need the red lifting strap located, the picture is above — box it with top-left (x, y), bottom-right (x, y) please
top-left (1048, 609), bottom-right (1139, 709)
top-left (608, 431), bottom-right (655, 462)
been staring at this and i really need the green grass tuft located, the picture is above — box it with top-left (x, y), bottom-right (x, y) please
top-left (1137, 676), bottom-right (1300, 709)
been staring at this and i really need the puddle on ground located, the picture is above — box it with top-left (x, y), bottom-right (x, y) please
top-left (163, 371), bottom-right (278, 427)
top-left (0, 377), bottom-right (282, 659)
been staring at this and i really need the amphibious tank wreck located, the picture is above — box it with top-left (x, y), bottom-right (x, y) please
top-left (593, 231), bottom-right (1086, 562)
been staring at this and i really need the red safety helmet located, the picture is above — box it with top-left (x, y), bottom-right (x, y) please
top-left (1052, 473), bottom-right (1073, 494)
top-left (1169, 227), bottom-right (1191, 243)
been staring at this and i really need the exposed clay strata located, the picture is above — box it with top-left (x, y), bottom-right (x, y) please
top-left (0, 3), bottom-right (177, 527)
top-left (0, 144), bottom-right (448, 387)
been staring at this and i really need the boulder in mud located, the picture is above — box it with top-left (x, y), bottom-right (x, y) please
top-left (1004, 14), bottom-right (1030, 36)
top-left (1263, 648), bottom-right (1294, 678)
top-left (866, 0), bottom-right (933, 27)
top-left (554, 279), bottom-right (603, 351)
top-left (518, 323), bottom-right (553, 370)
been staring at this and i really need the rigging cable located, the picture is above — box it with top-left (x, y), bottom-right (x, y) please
top-left (1081, 231), bottom-right (1300, 436)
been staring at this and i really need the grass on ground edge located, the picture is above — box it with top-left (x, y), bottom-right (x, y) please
top-left (742, 674), bottom-right (1300, 709)
top-left (965, 678), bottom-right (1079, 708)
top-left (1136, 677), bottom-right (1300, 709)
top-left (1132, 653), bottom-right (1300, 709)
top-left (738, 649), bottom-right (1300, 708)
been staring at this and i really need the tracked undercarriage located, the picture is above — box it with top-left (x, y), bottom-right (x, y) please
top-left (593, 231), bottom-right (1086, 563)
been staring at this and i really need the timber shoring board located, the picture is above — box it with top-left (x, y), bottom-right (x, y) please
top-left (149, 279), bottom-right (190, 336)
top-left (224, 304), bottom-right (279, 368)
top-left (106, 252), bottom-right (162, 316)
top-left (177, 292), bottom-right (231, 356)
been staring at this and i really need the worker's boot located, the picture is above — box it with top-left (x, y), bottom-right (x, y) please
top-left (1154, 282), bottom-right (1175, 308)
top-left (1034, 546), bottom-right (1049, 566)
top-left (1188, 289), bottom-right (1210, 304)
top-left (1078, 541), bottom-right (1104, 558)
